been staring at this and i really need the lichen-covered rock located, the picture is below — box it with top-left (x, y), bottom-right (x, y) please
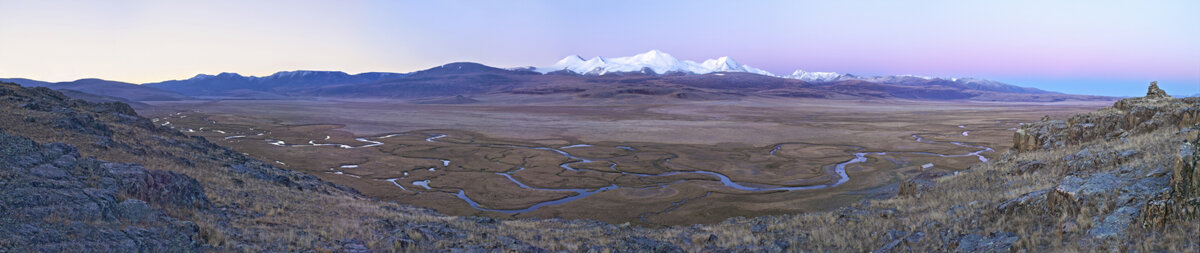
top-left (0, 131), bottom-right (203, 251)
top-left (995, 190), bottom-right (1048, 214)
top-left (1088, 206), bottom-right (1139, 240)
top-left (953, 232), bottom-right (1018, 253)
top-left (1171, 136), bottom-right (1199, 218)
top-left (615, 236), bottom-right (685, 253)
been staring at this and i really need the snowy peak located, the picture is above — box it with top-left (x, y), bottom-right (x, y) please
top-left (786, 70), bottom-right (844, 82)
top-left (554, 55), bottom-right (585, 66)
top-left (701, 57), bottom-right (741, 72)
top-left (536, 50), bottom-right (776, 76)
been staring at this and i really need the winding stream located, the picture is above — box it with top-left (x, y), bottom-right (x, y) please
top-left (437, 131), bottom-right (991, 213)
top-left (247, 129), bottom-right (993, 214)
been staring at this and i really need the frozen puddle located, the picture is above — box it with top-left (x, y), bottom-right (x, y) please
top-left (962, 131), bottom-right (969, 136)
top-left (224, 135), bottom-right (246, 140)
top-left (911, 134), bottom-right (993, 162)
top-left (561, 144), bottom-right (592, 149)
top-left (330, 171), bottom-right (361, 178)
top-left (441, 160), bottom-right (450, 167)
top-left (386, 177), bottom-right (410, 189)
top-left (412, 180), bottom-right (431, 189)
top-left (283, 135), bottom-right (391, 149)
top-left (425, 134), bottom-right (447, 142)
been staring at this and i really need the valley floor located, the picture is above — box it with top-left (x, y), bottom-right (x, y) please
top-left (141, 98), bottom-right (1109, 225)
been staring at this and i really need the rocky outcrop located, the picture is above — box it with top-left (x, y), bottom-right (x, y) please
top-left (0, 131), bottom-right (204, 251)
top-left (1146, 81), bottom-right (1170, 99)
top-left (1014, 82), bottom-right (1200, 151)
top-left (1002, 82), bottom-right (1199, 244)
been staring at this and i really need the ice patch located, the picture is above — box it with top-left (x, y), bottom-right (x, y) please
top-left (425, 134), bottom-right (448, 142)
top-left (386, 178), bottom-right (408, 191)
top-left (413, 180), bottom-right (431, 189)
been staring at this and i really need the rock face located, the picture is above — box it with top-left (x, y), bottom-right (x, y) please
top-left (1013, 82), bottom-right (1199, 151)
top-left (1169, 136), bottom-right (1199, 218)
top-left (0, 131), bottom-right (204, 251)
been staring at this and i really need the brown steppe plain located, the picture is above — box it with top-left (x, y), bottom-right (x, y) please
top-left (141, 97), bottom-right (1109, 226)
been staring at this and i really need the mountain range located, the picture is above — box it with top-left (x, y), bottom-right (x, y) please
top-left (534, 50), bottom-right (775, 76)
top-left (3, 50), bottom-right (1112, 102)
top-left (0, 78), bottom-right (190, 102)
top-left (142, 71), bottom-right (409, 97)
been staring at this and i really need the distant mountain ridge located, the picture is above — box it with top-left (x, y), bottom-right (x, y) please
top-left (531, 50), bottom-right (1053, 95)
top-left (142, 70), bottom-right (409, 97)
top-left (0, 78), bottom-right (189, 101)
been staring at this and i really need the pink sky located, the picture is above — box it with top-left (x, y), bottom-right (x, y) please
top-left (0, 0), bottom-right (1196, 96)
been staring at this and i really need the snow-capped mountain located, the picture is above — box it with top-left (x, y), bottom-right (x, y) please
top-left (785, 70), bottom-right (845, 82)
top-left (536, 50), bottom-right (775, 76)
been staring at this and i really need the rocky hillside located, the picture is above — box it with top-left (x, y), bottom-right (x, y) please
top-left (0, 81), bottom-right (1195, 252)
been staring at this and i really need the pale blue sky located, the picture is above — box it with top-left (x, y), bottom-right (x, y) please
top-left (0, 0), bottom-right (1196, 96)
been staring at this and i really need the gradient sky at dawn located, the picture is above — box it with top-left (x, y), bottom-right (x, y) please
top-left (1, 0), bottom-right (1197, 96)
